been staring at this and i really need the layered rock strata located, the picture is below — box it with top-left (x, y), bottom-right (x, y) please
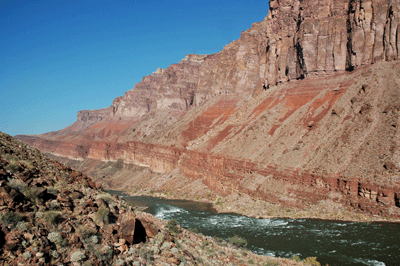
top-left (17, 0), bottom-right (400, 220)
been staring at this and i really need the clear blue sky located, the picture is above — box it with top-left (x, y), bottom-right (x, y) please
top-left (0, 0), bottom-right (269, 136)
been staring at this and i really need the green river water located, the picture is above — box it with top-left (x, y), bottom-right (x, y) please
top-left (109, 191), bottom-right (400, 266)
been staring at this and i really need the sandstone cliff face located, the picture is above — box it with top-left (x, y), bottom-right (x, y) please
top-left (17, 0), bottom-right (400, 220)
top-left (259, 0), bottom-right (400, 87)
top-left (111, 54), bottom-right (206, 118)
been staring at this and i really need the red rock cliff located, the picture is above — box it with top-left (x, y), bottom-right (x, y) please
top-left (17, 0), bottom-right (400, 219)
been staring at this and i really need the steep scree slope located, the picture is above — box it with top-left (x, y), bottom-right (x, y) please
top-left (0, 132), bottom-right (300, 265)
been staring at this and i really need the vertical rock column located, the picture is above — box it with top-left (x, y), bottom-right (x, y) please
top-left (347, 0), bottom-right (400, 68)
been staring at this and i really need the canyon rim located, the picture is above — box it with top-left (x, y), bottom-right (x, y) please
top-left (17, 0), bottom-right (400, 221)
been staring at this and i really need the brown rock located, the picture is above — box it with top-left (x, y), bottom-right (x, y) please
top-left (119, 212), bottom-right (136, 244)
top-left (114, 238), bottom-right (126, 246)
top-left (4, 231), bottom-right (20, 251)
top-left (0, 185), bottom-right (25, 206)
top-left (96, 198), bottom-right (109, 208)
top-left (117, 244), bottom-right (128, 253)
top-left (70, 190), bottom-right (84, 199)
top-left (24, 233), bottom-right (34, 241)
top-left (82, 199), bottom-right (97, 208)
top-left (61, 221), bottom-right (75, 234)
top-left (166, 257), bottom-right (180, 265)
top-left (56, 194), bottom-right (70, 203)
top-left (69, 234), bottom-right (80, 245)
top-left (119, 212), bottom-right (148, 245)
top-left (138, 217), bottom-right (159, 238)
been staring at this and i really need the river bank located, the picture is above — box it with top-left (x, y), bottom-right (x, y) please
top-left (124, 188), bottom-right (400, 223)
top-left (48, 154), bottom-right (400, 223)
top-left (110, 191), bottom-right (400, 266)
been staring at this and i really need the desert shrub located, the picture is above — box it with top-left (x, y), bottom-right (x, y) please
top-left (94, 207), bottom-right (110, 225)
top-left (139, 246), bottom-right (153, 263)
top-left (265, 260), bottom-right (280, 266)
top-left (178, 255), bottom-right (187, 264)
top-left (215, 236), bottom-right (227, 247)
top-left (89, 235), bottom-right (99, 244)
top-left (96, 193), bottom-right (114, 204)
top-left (78, 226), bottom-right (98, 242)
top-left (35, 211), bottom-right (44, 219)
top-left (303, 257), bottom-right (321, 266)
top-left (116, 259), bottom-right (125, 266)
top-left (0, 211), bottom-right (23, 227)
top-left (21, 240), bottom-right (28, 248)
top-left (8, 179), bottom-right (27, 191)
top-left (47, 187), bottom-right (59, 195)
top-left (214, 237), bottom-right (223, 243)
top-left (47, 232), bottom-right (67, 246)
top-left (216, 197), bottom-right (223, 205)
top-left (22, 186), bottom-right (42, 204)
top-left (94, 245), bottom-right (113, 262)
top-left (155, 232), bottom-right (165, 245)
top-left (228, 235), bottom-right (248, 248)
top-left (19, 160), bottom-right (34, 170)
top-left (201, 240), bottom-right (212, 249)
top-left (23, 251), bottom-right (32, 260)
top-left (50, 250), bottom-right (60, 259)
top-left (16, 221), bottom-right (30, 231)
top-left (70, 250), bottom-right (86, 262)
top-left (54, 178), bottom-right (68, 190)
top-left (5, 162), bottom-right (20, 173)
top-left (48, 200), bottom-right (61, 210)
top-left (166, 219), bottom-right (181, 236)
top-left (188, 227), bottom-right (198, 233)
top-left (43, 211), bottom-right (60, 225)
top-left (3, 155), bottom-right (21, 173)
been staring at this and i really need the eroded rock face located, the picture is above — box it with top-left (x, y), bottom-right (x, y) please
top-left (258, 0), bottom-right (400, 87)
top-left (111, 54), bottom-right (206, 118)
top-left (348, 0), bottom-right (400, 65)
top-left (16, 0), bottom-right (400, 219)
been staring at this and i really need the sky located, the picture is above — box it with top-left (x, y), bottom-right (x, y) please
top-left (0, 0), bottom-right (270, 136)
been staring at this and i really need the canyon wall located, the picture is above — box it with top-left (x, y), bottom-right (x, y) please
top-left (17, 0), bottom-right (400, 219)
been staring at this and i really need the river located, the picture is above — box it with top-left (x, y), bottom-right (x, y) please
top-left (109, 191), bottom-right (400, 266)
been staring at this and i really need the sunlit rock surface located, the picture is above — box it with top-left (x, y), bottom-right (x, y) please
top-left (17, 0), bottom-right (400, 220)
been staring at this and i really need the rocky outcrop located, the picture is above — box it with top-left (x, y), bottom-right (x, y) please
top-left (258, 0), bottom-right (400, 87)
top-left (111, 54), bottom-right (206, 119)
top-left (75, 107), bottom-right (112, 131)
top-left (348, 0), bottom-right (400, 66)
top-left (42, 107), bottom-right (113, 137)
top-left (1, 133), bottom-right (299, 266)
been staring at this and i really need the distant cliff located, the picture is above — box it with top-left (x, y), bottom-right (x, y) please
top-left (17, 0), bottom-right (400, 221)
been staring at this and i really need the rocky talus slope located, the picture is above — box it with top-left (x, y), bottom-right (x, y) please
top-left (0, 132), bottom-right (303, 265)
top-left (17, 0), bottom-right (400, 221)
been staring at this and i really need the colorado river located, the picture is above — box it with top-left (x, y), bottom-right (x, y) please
top-left (109, 191), bottom-right (400, 266)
